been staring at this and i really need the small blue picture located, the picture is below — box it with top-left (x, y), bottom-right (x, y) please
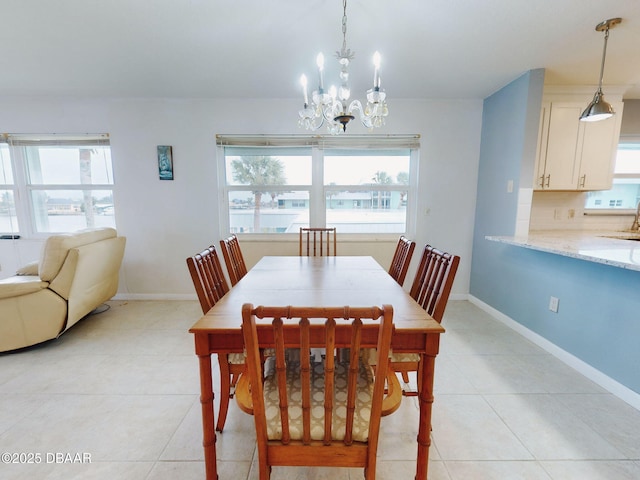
top-left (157, 145), bottom-right (174, 180)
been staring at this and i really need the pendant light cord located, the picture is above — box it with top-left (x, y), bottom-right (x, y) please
top-left (596, 26), bottom-right (610, 93)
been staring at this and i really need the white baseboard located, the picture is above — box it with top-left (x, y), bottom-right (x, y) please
top-left (449, 293), bottom-right (467, 301)
top-left (112, 293), bottom-right (196, 301)
top-left (467, 295), bottom-right (640, 411)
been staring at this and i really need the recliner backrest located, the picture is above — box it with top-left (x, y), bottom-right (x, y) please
top-left (39, 227), bottom-right (117, 281)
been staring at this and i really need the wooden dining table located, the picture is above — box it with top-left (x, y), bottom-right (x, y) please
top-left (189, 255), bottom-right (445, 480)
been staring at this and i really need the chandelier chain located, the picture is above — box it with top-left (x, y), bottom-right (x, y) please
top-left (341, 0), bottom-right (348, 53)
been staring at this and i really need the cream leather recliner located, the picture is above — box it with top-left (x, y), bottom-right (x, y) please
top-left (0, 227), bottom-right (126, 352)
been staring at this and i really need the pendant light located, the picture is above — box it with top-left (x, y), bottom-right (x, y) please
top-left (580, 17), bottom-right (622, 122)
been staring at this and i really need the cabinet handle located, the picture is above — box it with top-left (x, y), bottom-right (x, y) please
top-left (545, 174), bottom-right (550, 188)
top-left (538, 175), bottom-right (545, 188)
top-left (579, 174), bottom-right (586, 188)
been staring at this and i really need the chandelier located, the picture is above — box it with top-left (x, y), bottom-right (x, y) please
top-left (298, 0), bottom-right (388, 134)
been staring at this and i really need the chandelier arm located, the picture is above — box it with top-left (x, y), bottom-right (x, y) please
top-left (347, 100), bottom-right (374, 128)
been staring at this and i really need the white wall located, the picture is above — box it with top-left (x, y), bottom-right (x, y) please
top-left (0, 96), bottom-right (483, 299)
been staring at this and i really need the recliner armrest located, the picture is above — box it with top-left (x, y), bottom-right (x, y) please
top-left (0, 276), bottom-right (49, 299)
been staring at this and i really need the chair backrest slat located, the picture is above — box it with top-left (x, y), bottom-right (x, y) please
top-left (186, 245), bottom-right (230, 314)
top-left (409, 244), bottom-right (460, 323)
top-left (272, 317), bottom-right (291, 444)
top-left (345, 316), bottom-right (362, 446)
top-left (388, 235), bottom-right (416, 286)
top-left (323, 317), bottom-right (335, 445)
top-left (299, 227), bottom-right (337, 256)
top-left (220, 234), bottom-right (248, 285)
top-left (299, 317), bottom-right (312, 444)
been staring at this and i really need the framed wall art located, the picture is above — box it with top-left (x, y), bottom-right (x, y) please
top-left (157, 145), bottom-right (174, 180)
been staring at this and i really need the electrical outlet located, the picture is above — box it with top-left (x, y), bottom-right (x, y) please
top-left (549, 296), bottom-right (559, 313)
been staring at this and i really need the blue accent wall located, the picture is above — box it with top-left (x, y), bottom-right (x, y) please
top-left (470, 70), bottom-right (640, 394)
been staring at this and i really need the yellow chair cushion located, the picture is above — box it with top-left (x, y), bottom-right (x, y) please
top-left (389, 352), bottom-right (420, 363)
top-left (227, 353), bottom-right (246, 365)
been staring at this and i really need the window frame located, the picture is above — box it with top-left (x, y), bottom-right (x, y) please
top-left (217, 135), bottom-right (420, 238)
top-left (584, 138), bottom-right (640, 215)
top-left (0, 134), bottom-right (114, 238)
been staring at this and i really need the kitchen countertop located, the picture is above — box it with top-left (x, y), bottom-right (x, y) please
top-left (486, 230), bottom-right (640, 272)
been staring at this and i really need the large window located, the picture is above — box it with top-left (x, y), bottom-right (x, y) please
top-left (218, 135), bottom-right (419, 235)
top-left (0, 134), bottom-right (114, 236)
top-left (585, 142), bottom-right (640, 210)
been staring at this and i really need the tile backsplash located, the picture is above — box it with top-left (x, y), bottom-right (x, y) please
top-left (529, 191), bottom-right (634, 232)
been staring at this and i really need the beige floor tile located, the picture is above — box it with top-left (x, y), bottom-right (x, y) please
top-left (2, 299), bottom-right (639, 480)
top-left (513, 354), bottom-right (606, 394)
top-left (445, 460), bottom-right (552, 479)
top-left (433, 354), bottom-right (478, 394)
top-left (0, 393), bottom-right (195, 462)
top-left (0, 461), bottom-right (154, 480)
top-left (375, 460), bottom-right (451, 479)
top-left (539, 460), bottom-right (640, 479)
top-left (485, 394), bottom-right (625, 460)
top-left (450, 354), bottom-right (547, 394)
top-left (442, 327), bottom-right (543, 355)
top-left (555, 393), bottom-right (640, 459)
top-left (431, 394), bottom-right (533, 460)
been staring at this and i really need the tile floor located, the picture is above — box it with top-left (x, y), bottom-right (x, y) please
top-left (1, 300), bottom-right (640, 479)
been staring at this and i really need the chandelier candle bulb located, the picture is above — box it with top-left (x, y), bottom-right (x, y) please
top-left (316, 53), bottom-right (325, 91)
top-left (300, 74), bottom-right (309, 106)
top-left (373, 51), bottom-right (381, 89)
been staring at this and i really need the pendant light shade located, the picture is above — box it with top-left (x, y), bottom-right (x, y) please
top-left (580, 88), bottom-right (615, 122)
top-left (580, 17), bottom-right (622, 122)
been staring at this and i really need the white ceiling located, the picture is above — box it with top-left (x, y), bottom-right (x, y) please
top-left (1, 0), bottom-right (639, 100)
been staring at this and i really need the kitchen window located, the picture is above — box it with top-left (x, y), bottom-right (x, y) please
top-left (217, 135), bottom-right (419, 235)
top-left (0, 134), bottom-right (115, 236)
top-left (585, 142), bottom-right (640, 210)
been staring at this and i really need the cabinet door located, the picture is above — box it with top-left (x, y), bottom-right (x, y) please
top-left (542, 103), bottom-right (582, 189)
top-left (533, 103), bottom-right (550, 189)
top-left (576, 102), bottom-right (623, 190)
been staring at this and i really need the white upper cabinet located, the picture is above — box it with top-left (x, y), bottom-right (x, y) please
top-left (534, 99), bottom-right (623, 191)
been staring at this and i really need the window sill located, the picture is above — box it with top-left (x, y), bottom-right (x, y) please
top-left (236, 233), bottom-right (403, 243)
top-left (583, 209), bottom-right (636, 216)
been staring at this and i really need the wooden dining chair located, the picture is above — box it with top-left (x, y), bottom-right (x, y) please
top-left (388, 235), bottom-right (416, 286)
top-left (236, 304), bottom-right (400, 480)
top-left (299, 227), bottom-right (337, 256)
top-left (391, 244), bottom-right (460, 395)
top-left (186, 245), bottom-right (244, 432)
top-left (220, 233), bottom-right (248, 286)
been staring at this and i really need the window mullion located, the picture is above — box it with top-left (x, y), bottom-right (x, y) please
top-left (311, 146), bottom-right (325, 228)
top-left (404, 148), bottom-right (419, 237)
top-left (8, 143), bottom-right (34, 236)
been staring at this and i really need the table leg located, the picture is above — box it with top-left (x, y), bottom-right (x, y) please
top-left (198, 353), bottom-right (218, 480)
top-left (415, 353), bottom-right (436, 480)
